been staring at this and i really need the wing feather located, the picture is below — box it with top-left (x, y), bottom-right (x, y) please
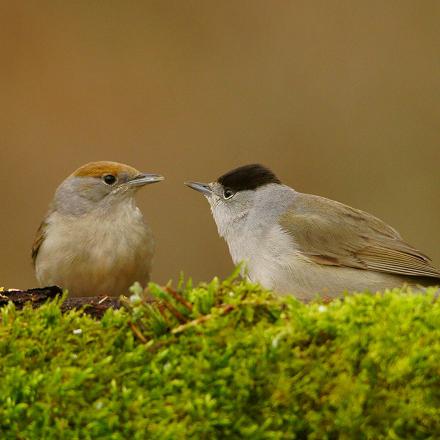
top-left (31, 221), bottom-right (47, 267)
top-left (279, 193), bottom-right (440, 279)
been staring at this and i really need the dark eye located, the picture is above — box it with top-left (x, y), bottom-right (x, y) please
top-left (103, 174), bottom-right (117, 185)
top-left (223, 188), bottom-right (235, 199)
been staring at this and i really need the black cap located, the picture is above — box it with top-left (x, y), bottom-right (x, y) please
top-left (217, 164), bottom-right (281, 192)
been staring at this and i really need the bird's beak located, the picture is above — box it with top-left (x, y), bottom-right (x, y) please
top-left (184, 181), bottom-right (212, 196)
top-left (128, 173), bottom-right (164, 187)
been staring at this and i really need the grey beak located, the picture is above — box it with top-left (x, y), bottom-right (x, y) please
top-left (185, 181), bottom-right (212, 196)
top-left (128, 173), bottom-right (164, 187)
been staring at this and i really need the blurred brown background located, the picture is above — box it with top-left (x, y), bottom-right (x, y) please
top-left (1, 1), bottom-right (439, 289)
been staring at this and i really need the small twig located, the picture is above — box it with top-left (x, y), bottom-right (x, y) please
top-left (156, 302), bottom-right (171, 326)
top-left (162, 300), bottom-right (188, 324)
top-left (171, 315), bottom-right (212, 334)
top-left (172, 304), bottom-right (235, 335)
top-left (128, 321), bottom-right (148, 344)
top-left (98, 296), bottom-right (109, 304)
top-left (166, 287), bottom-right (193, 311)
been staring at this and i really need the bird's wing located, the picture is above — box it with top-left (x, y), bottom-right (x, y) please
top-left (31, 220), bottom-right (47, 267)
top-left (279, 193), bottom-right (440, 278)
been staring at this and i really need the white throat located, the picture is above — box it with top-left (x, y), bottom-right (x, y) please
top-left (209, 184), bottom-right (297, 266)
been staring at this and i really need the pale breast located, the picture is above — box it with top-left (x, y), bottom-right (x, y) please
top-left (35, 207), bottom-right (154, 297)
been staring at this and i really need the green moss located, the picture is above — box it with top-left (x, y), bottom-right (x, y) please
top-left (0, 273), bottom-right (439, 439)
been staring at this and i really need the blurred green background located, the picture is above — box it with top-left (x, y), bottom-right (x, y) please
top-left (1, 1), bottom-right (439, 290)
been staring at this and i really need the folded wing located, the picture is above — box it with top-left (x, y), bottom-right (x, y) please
top-left (279, 193), bottom-right (440, 279)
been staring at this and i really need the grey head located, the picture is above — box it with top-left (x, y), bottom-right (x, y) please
top-left (185, 164), bottom-right (291, 237)
top-left (53, 161), bottom-right (164, 216)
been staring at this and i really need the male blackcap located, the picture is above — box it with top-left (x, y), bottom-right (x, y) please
top-left (186, 164), bottom-right (440, 300)
top-left (32, 161), bottom-right (163, 297)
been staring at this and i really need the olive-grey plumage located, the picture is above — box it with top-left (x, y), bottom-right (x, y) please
top-left (279, 193), bottom-right (440, 279)
top-left (186, 164), bottom-right (440, 300)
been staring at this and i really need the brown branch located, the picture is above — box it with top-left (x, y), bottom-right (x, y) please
top-left (0, 286), bottom-right (121, 319)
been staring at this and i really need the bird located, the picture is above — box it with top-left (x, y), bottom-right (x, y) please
top-left (32, 161), bottom-right (164, 297)
top-left (185, 164), bottom-right (440, 300)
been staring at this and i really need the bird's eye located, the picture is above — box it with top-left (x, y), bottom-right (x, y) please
top-left (103, 174), bottom-right (117, 185)
top-left (223, 188), bottom-right (235, 199)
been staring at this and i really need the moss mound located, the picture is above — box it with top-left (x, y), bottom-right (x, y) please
top-left (1, 273), bottom-right (439, 439)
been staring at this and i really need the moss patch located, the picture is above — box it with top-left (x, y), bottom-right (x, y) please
top-left (1, 274), bottom-right (439, 439)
